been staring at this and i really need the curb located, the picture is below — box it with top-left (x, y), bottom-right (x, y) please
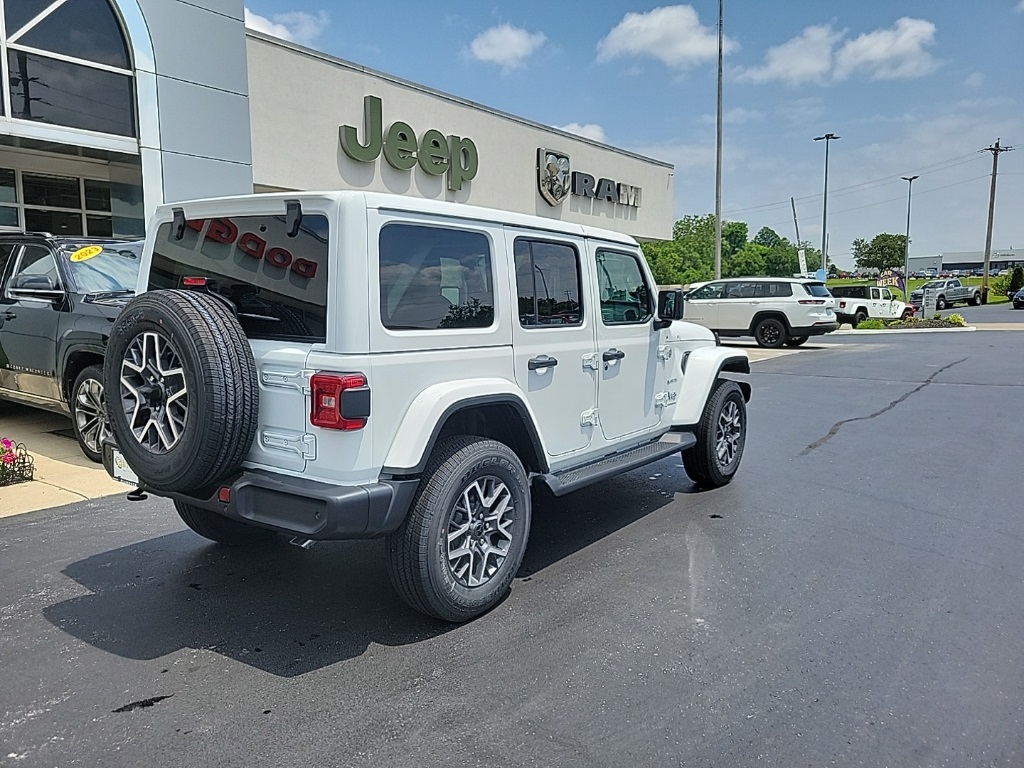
top-left (833, 327), bottom-right (977, 335)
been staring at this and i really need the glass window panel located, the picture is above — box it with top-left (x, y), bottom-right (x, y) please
top-left (22, 173), bottom-right (81, 208)
top-left (8, 51), bottom-right (136, 137)
top-left (25, 208), bottom-right (83, 235)
top-left (4, 0), bottom-right (54, 37)
top-left (596, 249), bottom-right (652, 325)
top-left (0, 168), bottom-right (16, 203)
top-left (514, 239), bottom-right (582, 327)
top-left (86, 214), bottom-right (112, 237)
top-left (379, 224), bottom-right (494, 330)
top-left (0, 243), bottom-right (16, 274)
top-left (84, 179), bottom-right (111, 211)
top-left (0, 207), bottom-right (19, 228)
top-left (14, 0), bottom-right (131, 69)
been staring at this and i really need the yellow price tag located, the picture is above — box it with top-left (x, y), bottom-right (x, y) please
top-left (70, 245), bottom-right (104, 262)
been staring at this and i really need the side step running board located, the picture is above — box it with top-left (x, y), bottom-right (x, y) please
top-left (538, 432), bottom-right (696, 497)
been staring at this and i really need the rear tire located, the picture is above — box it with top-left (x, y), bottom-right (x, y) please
top-left (682, 380), bottom-right (746, 488)
top-left (70, 364), bottom-right (110, 463)
top-left (386, 436), bottom-right (531, 623)
top-left (174, 501), bottom-right (277, 546)
top-left (784, 336), bottom-right (808, 347)
top-left (936, 296), bottom-right (947, 310)
top-left (969, 293), bottom-right (981, 306)
top-left (753, 317), bottom-right (786, 348)
top-left (852, 310), bottom-right (868, 328)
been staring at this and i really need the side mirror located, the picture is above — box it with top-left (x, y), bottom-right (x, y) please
top-left (8, 274), bottom-right (64, 301)
top-left (657, 289), bottom-right (684, 322)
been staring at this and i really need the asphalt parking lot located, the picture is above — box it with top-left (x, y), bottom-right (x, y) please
top-left (2, 324), bottom-right (1022, 767)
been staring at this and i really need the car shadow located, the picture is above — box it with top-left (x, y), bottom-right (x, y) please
top-left (43, 458), bottom-right (701, 676)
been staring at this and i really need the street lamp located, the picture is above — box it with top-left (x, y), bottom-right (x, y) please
top-left (814, 133), bottom-right (840, 277)
top-left (902, 175), bottom-right (919, 302)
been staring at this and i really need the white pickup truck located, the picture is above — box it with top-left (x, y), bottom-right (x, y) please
top-left (829, 285), bottom-right (915, 327)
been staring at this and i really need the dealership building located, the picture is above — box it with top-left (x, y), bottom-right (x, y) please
top-left (0, 0), bottom-right (674, 243)
top-left (907, 249), bottom-right (1022, 274)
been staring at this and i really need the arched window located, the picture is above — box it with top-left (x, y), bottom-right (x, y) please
top-left (2, 0), bottom-right (136, 137)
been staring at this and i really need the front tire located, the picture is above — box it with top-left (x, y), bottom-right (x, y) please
top-left (71, 364), bottom-right (110, 463)
top-left (753, 317), bottom-right (786, 348)
top-left (682, 380), bottom-right (747, 488)
top-left (901, 309), bottom-right (914, 320)
top-left (387, 437), bottom-right (531, 623)
top-left (784, 336), bottom-right (808, 347)
top-left (174, 501), bottom-right (277, 546)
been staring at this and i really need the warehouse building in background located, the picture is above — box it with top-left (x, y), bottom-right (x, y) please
top-left (0, 0), bottom-right (674, 242)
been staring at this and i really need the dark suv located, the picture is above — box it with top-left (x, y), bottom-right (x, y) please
top-left (0, 233), bottom-right (143, 461)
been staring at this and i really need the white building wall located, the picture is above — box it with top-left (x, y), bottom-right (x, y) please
top-left (246, 34), bottom-right (674, 241)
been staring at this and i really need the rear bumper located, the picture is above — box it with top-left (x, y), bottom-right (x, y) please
top-left (103, 441), bottom-right (418, 540)
top-left (790, 322), bottom-right (839, 336)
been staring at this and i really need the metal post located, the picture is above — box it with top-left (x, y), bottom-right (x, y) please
top-left (713, 0), bottom-right (724, 279)
top-left (902, 175), bottom-right (918, 303)
top-left (814, 133), bottom-right (840, 277)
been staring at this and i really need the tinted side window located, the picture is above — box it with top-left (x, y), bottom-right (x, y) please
top-left (0, 243), bottom-right (16, 278)
top-left (150, 214), bottom-right (329, 343)
top-left (380, 224), bottom-right (493, 331)
top-left (595, 249), bottom-right (652, 324)
top-left (724, 281), bottom-right (757, 298)
top-left (514, 239), bottom-right (582, 327)
top-left (689, 283), bottom-right (723, 300)
top-left (756, 282), bottom-right (793, 297)
top-left (12, 245), bottom-right (60, 284)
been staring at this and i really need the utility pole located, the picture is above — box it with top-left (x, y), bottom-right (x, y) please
top-left (713, 0), bottom-right (724, 279)
top-left (981, 139), bottom-right (1014, 304)
top-left (902, 175), bottom-right (919, 302)
top-left (814, 133), bottom-right (840, 278)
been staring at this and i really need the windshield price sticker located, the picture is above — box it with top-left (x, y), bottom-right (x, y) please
top-left (70, 245), bottom-right (104, 262)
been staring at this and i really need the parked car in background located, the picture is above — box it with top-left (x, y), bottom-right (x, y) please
top-left (909, 279), bottom-right (982, 310)
top-left (830, 285), bottom-right (915, 327)
top-left (1012, 288), bottom-right (1024, 310)
top-left (683, 277), bottom-right (837, 348)
top-left (923, 268), bottom-right (938, 278)
top-left (0, 234), bottom-right (143, 461)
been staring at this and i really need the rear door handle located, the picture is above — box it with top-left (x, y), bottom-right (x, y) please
top-left (528, 355), bottom-right (558, 371)
top-left (0, 310), bottom-right (15, 320)
top-left (603, 348), bottom-right (626, 362)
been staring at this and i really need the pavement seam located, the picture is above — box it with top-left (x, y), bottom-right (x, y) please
top-left (798, 356), bottom-right (968, 456)
top-left (29, 478), bottom-right (90, 502)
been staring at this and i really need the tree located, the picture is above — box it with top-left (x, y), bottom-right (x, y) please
top-left (722, 221), bottom-right (748, 258)
top-left (1008, 265), bottom-right (1024, 297)
top-left (723, 243), bottom-right (767, 278)
top-left (853, 233), bottom-right (907, 272)
top-left (827, 262), bottom-right (841, 278)
top-left (753, 227), bottom-right (783, 249)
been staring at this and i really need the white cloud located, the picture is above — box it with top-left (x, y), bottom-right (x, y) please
top-left (467, 24), bottom-right (546, 70)
top-left (834, 17), bottom-right (939, 80)
top-left (1017, 0), bottom-right (1024, 12)
top-left (736, 24), bottom-right (842, 85)
top-left (700, 107), bottom-right (763, 125)
top-left (597, 5), bottom-right (737, 70)
top-left (964, 71), bottom-right (985, 88)
top-left (558, 123), bottom-right (608, 143)
top-left (244, 8), bottom-right (328, 46)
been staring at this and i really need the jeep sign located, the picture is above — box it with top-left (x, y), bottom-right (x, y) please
top-left (340, 95), bottom-right (479, 192)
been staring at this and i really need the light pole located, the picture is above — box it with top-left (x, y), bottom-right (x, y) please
top-left (813, 133), bottom-right (840, 277)
top-left (902, 175), bottom-right (919, 302)
top-left (714, 0), bottom-right (724, 279)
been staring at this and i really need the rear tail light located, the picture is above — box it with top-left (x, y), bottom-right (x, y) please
top-left (217, 486), bottom-right (232, 504)
top-left (838, 300), bottom-right (847, 308)
top-left (310, 372), bottom-right (370, 430)
top-left (798, 299), bottom-right (826, 305)
top-left (182, 276), bottom-right (208, 287)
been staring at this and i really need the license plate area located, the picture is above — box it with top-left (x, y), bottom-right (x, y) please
top-left (107, 446), bottom-right (139, 486)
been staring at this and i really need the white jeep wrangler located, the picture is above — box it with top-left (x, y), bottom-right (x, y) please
top-left (102, 192), bottom-right (750, 622)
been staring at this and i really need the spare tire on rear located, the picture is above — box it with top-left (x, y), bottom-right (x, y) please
top-left (103, 289), bottom-right (259, 492)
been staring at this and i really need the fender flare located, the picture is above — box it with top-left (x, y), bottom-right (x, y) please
top-left (381, 378), bottom-right (548, 476)
top-left (670, 347), bottom-right (751, 428)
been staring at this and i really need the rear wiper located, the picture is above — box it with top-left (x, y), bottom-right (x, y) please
top-left (83, 289), bottom-right (135, 302)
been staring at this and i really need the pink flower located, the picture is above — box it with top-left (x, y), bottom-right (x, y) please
top-left (1, 453), bottom-right (14, 464)
top-left (1, 438), bottom-right (11, 450)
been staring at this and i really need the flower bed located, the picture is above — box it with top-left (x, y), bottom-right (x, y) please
top-left (0, 438), bottom-right (34, 487)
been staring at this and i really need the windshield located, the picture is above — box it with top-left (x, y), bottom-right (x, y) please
top-left (60, 241), bottom-right (143, 293)
top-left (920, 281), bottom-right (944, 290)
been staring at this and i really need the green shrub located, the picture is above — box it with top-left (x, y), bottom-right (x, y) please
top-left (1009, 266), bottom-right (1024, 296)
top-left (946, 313), bottom-right (966, 327)
top-left (932, 313), bottom-right (943, 320)
top-left (856, 319), bottom-right (885, 330)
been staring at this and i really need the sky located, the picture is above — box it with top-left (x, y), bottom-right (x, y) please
top-left (242, 1), bottom-right (1023, 269)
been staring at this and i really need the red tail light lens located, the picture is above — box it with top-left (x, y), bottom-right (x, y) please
top-left (182, 276), bottom-right (208, 287)
top-left (798, 299), bottom-right (826, 305)
top-left (839, 300), bottom-right (847, 308)
top-left (310, 373), bottom-right (370, 430)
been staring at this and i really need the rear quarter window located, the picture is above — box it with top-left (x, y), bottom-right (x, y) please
top-left (803, 282), bottom-right (831, 297)
top-left (149, 214), bottom-right (329, 343)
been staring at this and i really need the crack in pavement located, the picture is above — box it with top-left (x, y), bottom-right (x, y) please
top-left (799, 357), bottom-right (968, 456)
